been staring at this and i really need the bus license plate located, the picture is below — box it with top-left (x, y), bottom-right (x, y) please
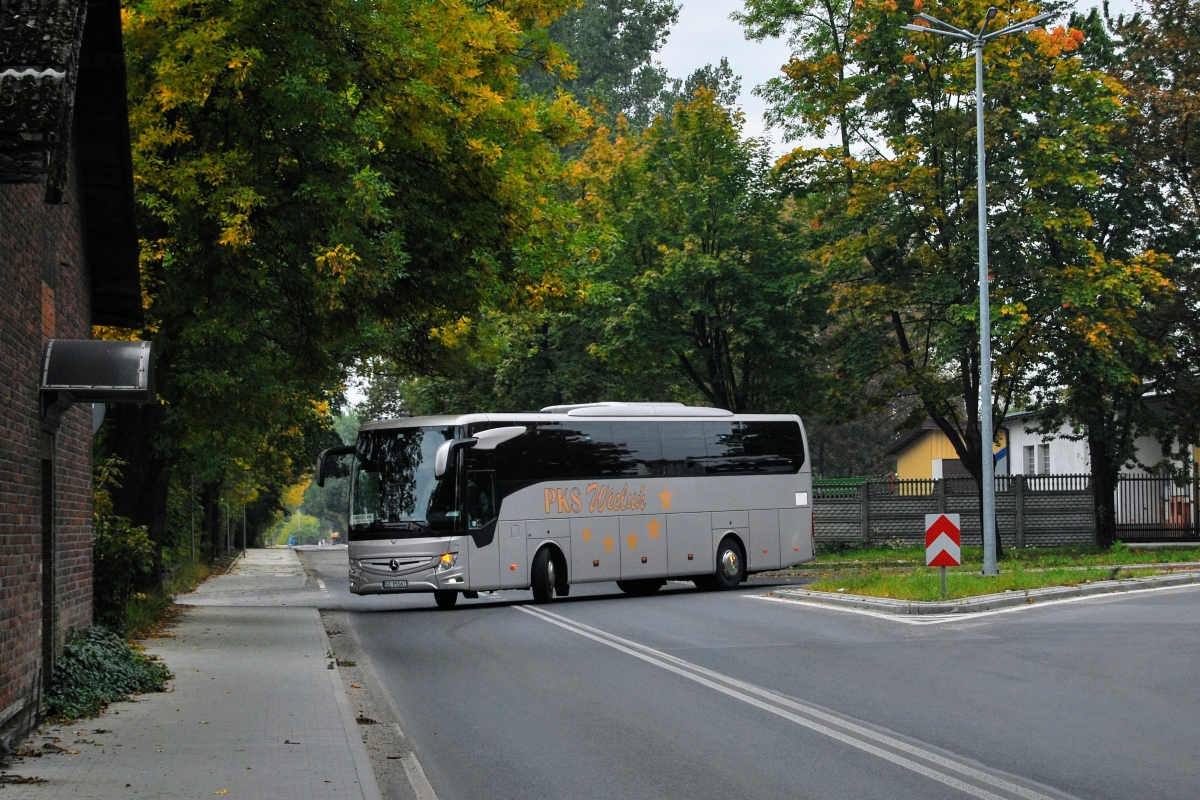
top-left (382, 580), bottom-right (407, 589)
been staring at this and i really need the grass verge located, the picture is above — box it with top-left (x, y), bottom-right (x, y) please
top-left (126, 558), bottom-right (221, 638)
top-left (806, 566), bottom-right (1161, 602)
top-left (806, 543), bottom-right (1200, 571)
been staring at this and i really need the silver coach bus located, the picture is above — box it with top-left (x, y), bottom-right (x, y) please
top-left (315, 402), bottom-right (813, 608)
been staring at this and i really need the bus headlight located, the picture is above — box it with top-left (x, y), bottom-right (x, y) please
top-left (436, 553), bottom-right (458, 572)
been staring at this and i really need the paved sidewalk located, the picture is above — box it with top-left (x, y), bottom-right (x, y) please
top-left (1, 549), bottom-right (381, 800)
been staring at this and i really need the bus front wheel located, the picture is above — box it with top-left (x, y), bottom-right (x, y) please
top-left (531, 547), bottom-right (558, 604)
top-left (434, 590), bottom-right (458, 609)
top-left (712, 537), bottom-right (746, 591)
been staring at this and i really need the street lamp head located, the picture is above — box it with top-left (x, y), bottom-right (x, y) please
top-left (985, 7), bottom-right (998, 21)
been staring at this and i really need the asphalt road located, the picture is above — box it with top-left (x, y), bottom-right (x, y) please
top-left (299, 548), bottom-right (1200, 800)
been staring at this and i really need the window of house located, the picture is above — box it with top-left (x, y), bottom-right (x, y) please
top-left (1024, 445), bottom-right (1035, 475)
top-left (1038, 443), bottom-right (1051, 475)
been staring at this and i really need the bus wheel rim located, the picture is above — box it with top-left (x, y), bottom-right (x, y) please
top-left (721, 549), bottom-right (739, 578)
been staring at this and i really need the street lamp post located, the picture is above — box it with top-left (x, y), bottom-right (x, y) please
top-left (902, 7), bottom-right (1050, 577)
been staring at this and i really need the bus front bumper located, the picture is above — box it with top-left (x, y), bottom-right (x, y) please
top-left (348, 567), bottom-right (466, 595)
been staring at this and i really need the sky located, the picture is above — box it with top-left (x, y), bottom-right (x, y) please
top-left (655, 0), bottom-right (1144, 158)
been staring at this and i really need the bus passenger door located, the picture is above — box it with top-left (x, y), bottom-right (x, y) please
top-left (466, 471), bottom-right (500, 590)
top-left (620, 515), bottom-right (668, 579)
top-left (571, 517), bottom-right (619, 582)
top-left (666, 512), bottom-right (710, 576)
top-left (499, 520), bottom-right (527, 588)
top-left (749, 510), bottom-right (781, 571)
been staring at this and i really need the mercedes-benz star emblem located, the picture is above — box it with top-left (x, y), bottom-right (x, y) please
top-left (389, 558), bottom-right (399, 571)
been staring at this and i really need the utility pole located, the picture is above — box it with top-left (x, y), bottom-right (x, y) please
top-left (190, 473), bottom-right (195, 563)
top-left (902, 6), bottom-right (1050, 577)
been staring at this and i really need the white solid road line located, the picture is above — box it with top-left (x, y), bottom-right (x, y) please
top-left (401, 751), bottom-right (438, 800)
top-left (516, 605), bottom-right (1074, 800)
top-left (748, 579), bottom-right (1200, 626)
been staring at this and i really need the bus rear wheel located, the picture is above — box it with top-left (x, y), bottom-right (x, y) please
top-left (434, 590), bottom-right (458, 609)
top-left (616, 579), bottom-right (665, 596)
top-left (712, 537), bottom-right (745, 591)
top-left (531, 547), bottom-right (558, 604)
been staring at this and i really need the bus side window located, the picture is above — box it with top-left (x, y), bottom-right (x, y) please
top-left (466, 471), bottom-right (498, 529)
top-left (660, 421), bottom-right (706, 477)
top-left (609, 421), bottom-right (663, 477)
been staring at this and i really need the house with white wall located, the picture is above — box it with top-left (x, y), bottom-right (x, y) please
top-left (890, 411), bottom-right (1195, 480)
top-left (1003, 410), bottom-right (1195, 477)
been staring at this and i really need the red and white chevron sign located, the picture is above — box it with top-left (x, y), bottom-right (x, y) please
top-left (925, 513), bottom-right (962, 567)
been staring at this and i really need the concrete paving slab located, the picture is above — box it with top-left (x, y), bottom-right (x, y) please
top-left (0, 550), bottom-right (381, 800)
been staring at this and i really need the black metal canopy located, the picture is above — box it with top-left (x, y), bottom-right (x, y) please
top-left (41, 339), bottom-right (153, 401)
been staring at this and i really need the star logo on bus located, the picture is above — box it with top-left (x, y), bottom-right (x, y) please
top-left (602, 534), bottom-right (614, 552)
top-left (646, 517), bottom-right (661, 540)
top-left (658, 485), bottom-right (673, 511)
top-left (625, 532), bottom-right (639, 550)
top-left (581, 526), bottom-right (592, 542)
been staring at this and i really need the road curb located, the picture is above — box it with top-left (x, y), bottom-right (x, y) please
top-left (766, 569), bottom-right (1200, 615)
top-left (315, 608), bottom-right (385, 800)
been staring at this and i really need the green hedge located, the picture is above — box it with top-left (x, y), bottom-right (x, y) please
top-left (46, 626), bottom-right (173, 719)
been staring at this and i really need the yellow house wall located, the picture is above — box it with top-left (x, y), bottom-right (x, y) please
top-left (894, 429), bottom-right (1009, 480)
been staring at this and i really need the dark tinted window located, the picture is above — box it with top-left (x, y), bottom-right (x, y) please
top-left (466, 418), bottom-right (804, 488)
top-left (659, 421), bottom-right (707, 476)
top-left (741, 421), bottom-right (805, 472)
top-left (465, 471), bottom-right (497, 529)
top-left (471, 421), bottom-right (665, 480)
top-left (609, 422), bottom-right (663, 476)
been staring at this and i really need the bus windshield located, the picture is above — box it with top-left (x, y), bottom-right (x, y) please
top-left (350, 426), bottom-right (457, 538)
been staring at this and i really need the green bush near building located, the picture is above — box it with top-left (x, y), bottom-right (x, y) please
top-left (45, 626), bottom-right (173, 719)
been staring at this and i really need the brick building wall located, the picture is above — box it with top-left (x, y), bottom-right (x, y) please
top-left (0, 152), bottom-right (95, 743)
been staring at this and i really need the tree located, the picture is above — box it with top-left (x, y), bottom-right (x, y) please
top-left (744, 0), bottom-right (1139, 550)
top-left (1025, 5), bottom-right (1198, 547)
top-left (578, 86), bottom-right (823, 412)
top-left (736, 0), bottom-right (858, 164)
top-left (115, 0), bottom-right (588, 571)
top-left (524, 0), bottom-right (681, 127)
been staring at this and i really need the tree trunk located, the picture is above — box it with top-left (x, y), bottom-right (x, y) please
top-left (1087, 429), bottom-right (1120, 549)
top-left (202, 482), bottom-right (222, 559)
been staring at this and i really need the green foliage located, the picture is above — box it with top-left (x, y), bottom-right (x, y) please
top-left (113, 0), bottom-right (592, 558)
top-left (45, 627), bottom-right (172, 720)
top-left (578, 87), bottom-right (825, 412)
top-left (275, 512), bottom-right (322, 546)
top-left (523, 0), bottom-right (680, 128)
top-left (739, 0), bottom-right (1163, 501)
top-left (125, 559), bottom-right (215, 639)
top-left (93, 457), bottom-right (155, 633)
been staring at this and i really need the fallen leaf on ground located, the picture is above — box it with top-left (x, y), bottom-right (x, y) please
top-left (0, 774), bottom-right (47, 784)
top-left (214, 790), bottom-right (228, 795)
top-left (350, 684), bottom-right (361, 689)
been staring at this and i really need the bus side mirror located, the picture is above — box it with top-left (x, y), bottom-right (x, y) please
top-left (472, 426), bottom-right (526, 451)
top-left (435, 438), bottom-right (477, 478)
top-left (316, 444), bottom-right (355, 487)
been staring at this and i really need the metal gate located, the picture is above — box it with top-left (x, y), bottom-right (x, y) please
top-left (1115, 472), bottom-right (1200, 542)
